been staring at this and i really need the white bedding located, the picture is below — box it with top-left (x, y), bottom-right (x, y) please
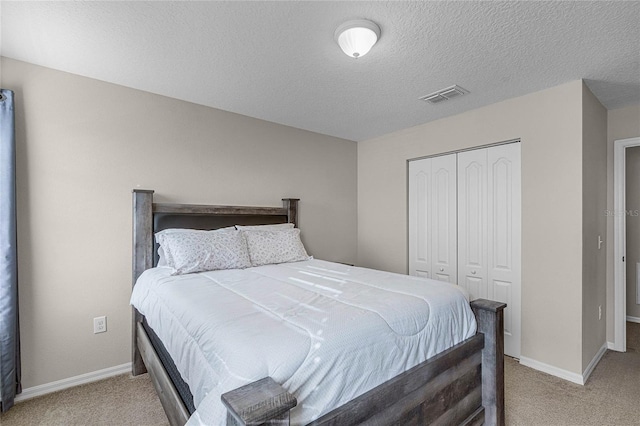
top-left (130, 259), bottom-right (477, 425)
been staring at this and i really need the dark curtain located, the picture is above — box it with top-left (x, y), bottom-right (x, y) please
top-left (0, 89), bottom-right (21, 412)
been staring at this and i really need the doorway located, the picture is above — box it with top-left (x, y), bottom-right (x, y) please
top-left (613, 137), bottom-right (640, 352)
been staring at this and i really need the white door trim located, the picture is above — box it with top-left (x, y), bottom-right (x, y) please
top-left (613, 137), bottom-right (640, 352)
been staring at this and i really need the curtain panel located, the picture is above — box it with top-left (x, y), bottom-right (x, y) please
top-left (0, 89), bottom-right (21, 412)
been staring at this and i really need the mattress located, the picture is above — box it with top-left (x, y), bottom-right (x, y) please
top-left (141, 317), bottom-right (196, 414)
top-left (130, 259), bottom-right (477, 425)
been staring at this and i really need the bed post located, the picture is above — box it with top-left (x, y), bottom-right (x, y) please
top-left (221, 377), bottom-right (297, 426)
top-left (471, 299), bottom-right (506, 426)
top-left (282, 198), bottom-right (299, 228)
top-left (132, 189), bottom-right (154, 376)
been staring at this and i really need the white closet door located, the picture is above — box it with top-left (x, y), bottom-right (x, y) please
top-left (458, 143), bottom-right (521, 358)
top-left (431, 155), bottom-right (457, 283)
top-left (409, 159), bottom-right (432, 278)
top-left (457, 149), bottom-right (488, 301)
top-left (487, 143), bottom-right (521, 358)
top-left (409, 155), bottom-right (457, 282)
top-left (410, 144), bottom-right (521, 358)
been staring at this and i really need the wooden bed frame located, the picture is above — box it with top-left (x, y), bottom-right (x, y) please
top-left (131, 189), bottom-right (505, 426)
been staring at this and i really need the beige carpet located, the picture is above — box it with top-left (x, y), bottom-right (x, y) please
top-left (506, 321), bottom-right (640, 426)
top-left (2, 323), bottom-right (639, 425)
top-left (0, 373), bottom-right (168, 426)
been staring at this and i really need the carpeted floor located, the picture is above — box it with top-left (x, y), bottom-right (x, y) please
top-left (0, 373), bottom-right (168, 426)
top-left (2, 322), bottom-right (639, 426)
top-left (505, 321), bottom-right (640, 426)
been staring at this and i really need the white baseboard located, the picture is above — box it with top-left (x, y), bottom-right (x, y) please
top-left (627, 315), bottom-right (640, 324)
top-left (15, 362), bottom-right (131, 403)
top-left (520, 342), bottom-right (608, 386)
top-left (519, 356), bottom-right (584, 385)
top-left (582, 343), bottom-right (607, 384)
top-left (607, 341), bottom-right (616, 350)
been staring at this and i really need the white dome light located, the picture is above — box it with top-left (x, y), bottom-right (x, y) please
top-left (334, 20), bottom-right (381, 59)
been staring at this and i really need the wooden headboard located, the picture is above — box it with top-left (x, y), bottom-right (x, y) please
top-left (131, 189), bottom-right (299, 382)
top-left (132, 189), bottom-right (299, 283)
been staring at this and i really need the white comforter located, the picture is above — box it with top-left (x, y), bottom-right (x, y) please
top-left (130, 259), bottom-right (476, 425)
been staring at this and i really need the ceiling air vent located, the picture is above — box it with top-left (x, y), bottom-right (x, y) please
top-left (419, 85), bottom-right (469, 105)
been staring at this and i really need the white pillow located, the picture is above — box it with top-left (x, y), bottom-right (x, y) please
top-left (235, 223), bottom-right (294, 231)
top-left (156, 228), bottom-right (251, 275)
top-left (242, 228), bottom-right (311, 267)
top-left (157, 247), bottom-right (168, 267)
top-left (156, 227), bottom-right (236, 236)
top-left (155, 227), bottom-right (235, 268)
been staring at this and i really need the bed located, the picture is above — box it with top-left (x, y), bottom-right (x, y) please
top-left (131, 189), bottom-right (505, 426)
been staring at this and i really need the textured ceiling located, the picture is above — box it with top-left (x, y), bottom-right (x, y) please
top-left (1, 1), bottom-right (639, 142)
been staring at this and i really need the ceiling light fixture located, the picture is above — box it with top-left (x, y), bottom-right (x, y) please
top-left (334, 19), bottom-right (381, 59)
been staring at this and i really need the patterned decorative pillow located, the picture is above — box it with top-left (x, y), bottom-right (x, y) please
top-left (155, 227), bottom-right (236, 268)
top-left (242, 228), bottom-right (311, 267)
top-left (156, 228), bottom-right (251, 275)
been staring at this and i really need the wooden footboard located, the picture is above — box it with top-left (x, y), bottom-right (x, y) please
top-left (223, 299), bottom-right (505, 426)
top-left (471, 299), bottom-right (506, 425)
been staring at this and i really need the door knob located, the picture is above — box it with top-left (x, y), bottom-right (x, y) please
top-left (439, 267), bottom-right (444, 272)
top-left (471, 270), bottom-right (476, 275)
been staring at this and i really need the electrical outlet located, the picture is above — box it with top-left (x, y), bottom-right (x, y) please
top-left (94, 316), bottom-right (107, 334)
top-left (598, 306), bottom-right (602, 320)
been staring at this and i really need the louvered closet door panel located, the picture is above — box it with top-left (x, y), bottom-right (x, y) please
top-left (431, 154), bottom-right (457, 283)
top-left (488, 143), bottom-right (521, 358)
top-left (457, 149), bottom-right (488, 300)
top-left (409, 159), bottom-right (432, 278)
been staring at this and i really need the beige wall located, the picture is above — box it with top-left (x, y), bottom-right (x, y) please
top-left (2, 58), bottom-right (357, 389)
top-left (358, 81), bottom-right (586, 374)
top-left (606, 104), bottom-right (640, 341)
top-left (580, 84), bottom-right (608, 370)
top-left (626, 147), bottom-right (640, 319)
top-left (4, 51), bottom-right (632, 389)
